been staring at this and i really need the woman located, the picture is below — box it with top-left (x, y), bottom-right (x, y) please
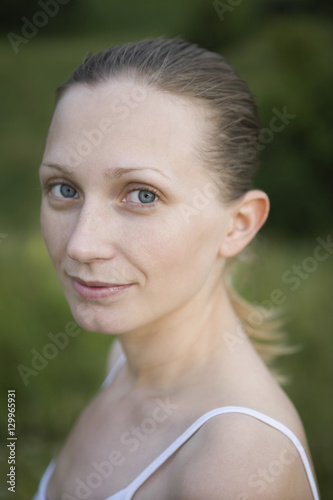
top-left (34, 39), bottom-right (319, 499)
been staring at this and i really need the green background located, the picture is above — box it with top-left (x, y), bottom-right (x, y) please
top-left (0, 0), bottom-right (332, 498)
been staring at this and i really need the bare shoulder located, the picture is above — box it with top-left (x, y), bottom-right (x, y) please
top-left (172, 411), bottom-right (315, 500)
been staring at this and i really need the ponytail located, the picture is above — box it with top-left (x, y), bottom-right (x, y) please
top-left (225, 255), bottom-right (298, 384)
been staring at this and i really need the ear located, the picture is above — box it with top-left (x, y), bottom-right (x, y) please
top-left (219, 190), bottom-right (270, 258)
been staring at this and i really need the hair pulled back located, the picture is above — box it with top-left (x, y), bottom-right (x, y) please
top-left (55, 38), bottom-right (290, 380)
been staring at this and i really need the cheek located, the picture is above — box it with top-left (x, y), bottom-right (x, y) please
top-left (40, 203), bottom-right (69, 265)
top-left (128, 213), bottom-right (221, 283)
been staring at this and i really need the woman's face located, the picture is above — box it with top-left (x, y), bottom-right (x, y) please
top-left (39, 80), bottom-right (230, 334)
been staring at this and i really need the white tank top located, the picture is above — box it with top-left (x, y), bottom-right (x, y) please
top-left (33, 354), bottom-right (319, 500)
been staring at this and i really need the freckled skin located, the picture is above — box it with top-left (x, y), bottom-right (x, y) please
top-left (39, 77), bottom-right (272, 388)
top-left (40, 79), bottom-right (316, 500)
top-left (40, 80), bottom-right (232, 338)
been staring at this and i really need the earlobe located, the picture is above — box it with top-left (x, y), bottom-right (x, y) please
top-left (218, 190), bottom-right (270, 258)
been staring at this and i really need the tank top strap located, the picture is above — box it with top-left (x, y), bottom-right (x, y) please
top-left (100, 352), bottom-right (127, 389)
top-left (117, 406), bottom-right (319, 500)
top-left (32, 458), bottom-right (56, 500)
top-left (32, 355), bottom-right (127, 500)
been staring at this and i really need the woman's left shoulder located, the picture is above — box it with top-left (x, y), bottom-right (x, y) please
top-left (170, 405), bottom-right (315, 500)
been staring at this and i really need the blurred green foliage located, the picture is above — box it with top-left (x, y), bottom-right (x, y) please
top-left (1, 232), bottom-right (332, 498)
top-left (1, 0), bottom-right (332, 498)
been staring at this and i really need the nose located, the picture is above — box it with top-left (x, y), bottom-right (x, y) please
top-left (67, 202), bottom-right (117, 263)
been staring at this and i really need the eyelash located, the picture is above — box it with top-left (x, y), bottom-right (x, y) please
top-left (43, 180), bottom-right (161, 208)
top-left (125, 185), bottom-right (160, 208)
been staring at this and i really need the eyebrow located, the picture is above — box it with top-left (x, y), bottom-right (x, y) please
top-left (39, 163), bottom-right (74, 175)
top-left (106, 167), bottom-right (172, 180)
top-left (40, 163), bottom-right (172, 180)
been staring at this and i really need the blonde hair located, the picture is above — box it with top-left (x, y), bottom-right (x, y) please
top-left (55, 38), bottom-right (292, 379)
top-left (224, 250), bottom-right (296, 383)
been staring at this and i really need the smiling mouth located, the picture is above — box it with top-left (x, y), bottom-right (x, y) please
top-left (69, 276), bottom-right (134, 300)
top-left (73, 277), bottom-right (129, 287)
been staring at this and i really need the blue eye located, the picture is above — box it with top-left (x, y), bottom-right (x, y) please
top-left (51, 184), bottom-right (78, 199)
top-left (128, 189), bottom-right (157, 204)
top-left (139, 190), bottom-right (156, 203)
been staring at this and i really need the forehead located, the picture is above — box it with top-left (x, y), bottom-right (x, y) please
top-left (44, 80), bottom-right (209, 178)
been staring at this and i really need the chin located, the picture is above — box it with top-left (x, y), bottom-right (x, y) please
top-left (71, 301), bottom-right (134, 335)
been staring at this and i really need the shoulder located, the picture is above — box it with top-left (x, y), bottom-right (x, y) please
top-left (172, 410), bottom-right (315, 500)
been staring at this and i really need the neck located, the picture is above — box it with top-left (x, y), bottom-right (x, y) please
top-left (117, 280), bottom-right (243, 394)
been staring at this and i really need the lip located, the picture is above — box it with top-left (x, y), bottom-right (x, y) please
top-left (70, 277), bottom-right (134, 300)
